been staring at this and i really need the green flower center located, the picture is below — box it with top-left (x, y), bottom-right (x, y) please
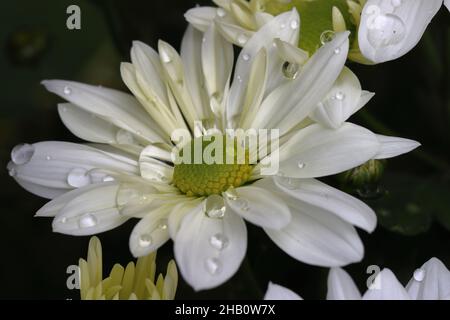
top-left (173, 135), bottom-right (253, 197)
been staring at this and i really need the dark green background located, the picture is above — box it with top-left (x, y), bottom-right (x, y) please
top-left (0, 0), bottom-right (449, 299)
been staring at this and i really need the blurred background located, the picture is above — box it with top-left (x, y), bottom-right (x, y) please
top-left (0, 0), bottom-right (449, 299)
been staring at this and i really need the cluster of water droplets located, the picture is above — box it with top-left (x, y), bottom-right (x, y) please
top-left (365, 2), bottom-right (406, 48)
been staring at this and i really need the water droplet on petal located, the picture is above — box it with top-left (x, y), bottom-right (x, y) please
top-left (45, 155), bottom-right (51, 161)
top-left (282, 61), bottom-right (299, 80)
top-left (290, 20), bottom-right (299, 30)
top-left (280, 23), bottom-right (286, 29)
top-left (237, 34), bottom-right (247, 45)
top-left (216, 8), bottom-right (226, 18)
top-left (63, 86), bottom-right (72, 95)
top-left (205, 257), bottom-right (221, 275)
top-left (235, 199), bottom-right (249, 211)
top-left (67, 168), bottom-right (91, 188)
top-left (335, 91), bottom-right (345, 100)
top-left (116, 129), bottom-right (135, 144)
top-left (224, 187), bottom-right (238, 201)
top-left (334, 47), bottom-right (341, 54)
top-left (298, 162), bottom-right (306, 169)
top-left (204, 195), bottom-right (226, 219)
top-left (102, 176), bottom-right (115, 182)
top-left (237, 75), bottom-right (243, 83)
top-left (413, 268), bottom-right (425, 282)
top-left (367, 14), bottom-right (406, 48)
top-left (11, 143), bottom-right (35, 165)
top-left (78, 213), bottom-right (97, 228)
top-left (60, 217), bottom-right (67, 224)
top-left (209, 233), bottom-right (229, 250)
top-left (158, 219), bottom-right (168, 230)
top-left (320, 30), bottom-right (335, 45)
top-left (242, 53), bottom-right (251, 61)
top-left (139, 233), bottom-right (152, 247)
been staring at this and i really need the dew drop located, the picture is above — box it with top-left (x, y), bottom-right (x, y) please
top-left (158, 219), bottom-right (168, 230)
top-left (116, 129), bottom-right (135, 144)
top-left (335, 91), bottom-right (345, 101)
top-left (334, 47), bottom-right (341, 54)
top-left (60, 217), bottom-right (67, 224)
top-left (216, 8), bottom-right (226, 18)
top-left (139, 233), bottom-right (152, 247)
top-left (242, 53), bottom-right (251, 61)
top-left (298, 162), bottom-right (306, 169)
top-left (209, 233), bottom-right (229, 250)
top-left (235, 199), bottom-right (249, 211)
top-left (78, 213), bottom-right (97, 228)
top-left (320, 30), bottom-right (335, 45)
top-left (282, 61), bottom-right (299, 80)
top-left (67, 168), bottom-right (91, 188)
top-left (367, 14), bottom-right (406, 48)
top-left (224, 187), bottom-right (238, 201)
top-left (204, 195), bottom-right (226, 218)
top-left (413, 268), bottom-right (425, 282)
top-left (11, 143), bottom-right (35, 165)
top-left (280, 23), bottom-right (286, 29)
top-left (237, 34), bottom-right (248, 45)
top-left (63, 86), bottom-right (72, 95)
top-left (45, 155), bottom-right (51, 161)
top-left (205, 257), bottom-right (222, 275)
top-left (102, 176), bottom-right (115, 182)
top-left (290, 20), bottom-right (299, 30)
top-left (237, 75), bottom-right (243, 83)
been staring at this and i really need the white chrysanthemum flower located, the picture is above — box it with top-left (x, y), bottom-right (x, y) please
top-left (8, 9), bottom-right (419, 291)
top-left (265, 257), bottom-right (450, 300)
top-left (188, 0), bottom-right (450, 64)
top-left (79, 236), bottom-right (177, 300)
top-left (358, 0), bottom-right (449, 64)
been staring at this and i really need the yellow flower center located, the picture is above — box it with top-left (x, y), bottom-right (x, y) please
top-left (173, 135), bottom-right (253, 197)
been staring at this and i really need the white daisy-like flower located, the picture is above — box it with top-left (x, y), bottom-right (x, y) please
top-left (358, 0), bottom-right (449, 64)
top-left (7, 9), bottom-right (419, 291)
top-left (265, 257), bottom-right (450, 300)
top-left (188, 0), bottom-right (450, 64)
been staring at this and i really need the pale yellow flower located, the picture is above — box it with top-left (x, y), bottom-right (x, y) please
top-left (79, 236), bottom-right (177, 300)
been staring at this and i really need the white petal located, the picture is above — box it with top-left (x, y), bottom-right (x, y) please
top-left (129, 205), bottom-right (173, 257)
top-left (327, 268), bottom-right (362, 300)
top-left (272, 123), bottom-right (380, 178)
top-left (185, 7), bottom-right (218, 32)
top-left (52, 183), bottom-right (128, 236)
top-left (362, 268), bottom-right (410, 300)
top-left (42, 80), bottom-right (167, 143)
top-left (174, 202), bottom-right (247, 291)
top-left (406, 257), bottom-right (450, 300)
top-left (224, 186), bottom-right (291, 230)
top-left (273, 177), bottom-right (376, 232)
top-left (168, 199), bottom-right (204, 239)
top-left (58, 103), bottom-right (118, 144)
top-left (215, 19), bottom-right (255, 47)
top-left (265, 201), bottom-right (364, 267)
top-left (181, 26), bottom-right (210, 120)
top-left (374, 134), bottom-right (420, 159)
top-left (358, 0), bottom-right (442, 63)
top-left (8, 141), bottom-right (138, 199)
top-left (445, 0), bottom-right (450, 12)
top-left (264, 282), bottom-right (302, 300)
top-left (201, 24), bottom-right (234, 102)
top-left (310, 67), bottom-right (364, 129)
top-left (250, 31), bottom-right (350, 134)
top-left (139, 149), bottom-right (173, 183)
top-left (226, 9), bottom-right (300, 125)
